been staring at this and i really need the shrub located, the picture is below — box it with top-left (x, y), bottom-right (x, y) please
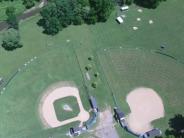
top-left (85, 64), bottom-right (92, 71)
top-left (91, 82), bottom-right (97, 88)
top-left (94, 72), bottom-right (99, 78)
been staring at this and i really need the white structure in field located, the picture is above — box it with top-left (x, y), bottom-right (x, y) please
top-left (121, 5), bottom-right (129, 11)
top-left (116, 17), bottom-right (124, 24)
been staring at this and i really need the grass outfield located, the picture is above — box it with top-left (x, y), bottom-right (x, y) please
top-left (0, 0), bottom-right (25, 21)
top-left (0, 46), bottom-right (90, 138)
top-left (0, 0), bottom-right (184, 137)
top-left (97, 48), bottom-right (184, 137)
top-left (54, 96), bottom-right (80, 121)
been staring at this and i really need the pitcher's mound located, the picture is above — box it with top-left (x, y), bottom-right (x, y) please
top-left (126, 87), bottom-right (165, 134)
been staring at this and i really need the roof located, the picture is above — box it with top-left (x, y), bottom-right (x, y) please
top-left (114, 108), bottom-right (125, 119)
top-left (70, 127), bottom-right (83, 134)
top-left (146, 128), bottom-right (161, 137)
top-left (89, 96), bottom-right (98, 109)
top-left (121, 5), bottom-right (129, 11)
top-left (116, 17), bottom-right (124, 23)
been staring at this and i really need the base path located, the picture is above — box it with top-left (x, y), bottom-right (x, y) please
top-left (126, 87), bottom-right (165, 134)
top-left (39, 85), bottom-right (89, 128)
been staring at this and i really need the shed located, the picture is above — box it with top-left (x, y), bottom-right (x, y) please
top-left (70, 127), bottom-right (83, 136)
top-left (140, 128), bottom-right (162, 138)
top-left (116, 17), bottom-right (124, 24)
top-left (114, 107), bottom-right (127, 128)
top-left (89, 96), bottom-right (99, 112)
top-left (120, 5), bottom-right (129, 11)
top-left (114, 107), bottom-right (125, 120)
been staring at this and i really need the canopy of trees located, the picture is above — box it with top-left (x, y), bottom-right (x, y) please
top-left (134, 0), bottom-right (166, 9)
top-left (0, 0), bottom-right (40, 9)
top-left (117, 0), bottom-right (166, 8)
top-left (38, 0), bottom-right (114, 35)
top-left (6, 6), bottom-right (19, 29)
top-left (1, 28), bottom-right (22, 51)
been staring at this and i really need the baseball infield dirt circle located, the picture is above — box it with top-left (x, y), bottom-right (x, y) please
top-left (39, 84), bottom-right (89, 128)
top-left (126, 87), bottom-right (165, 134)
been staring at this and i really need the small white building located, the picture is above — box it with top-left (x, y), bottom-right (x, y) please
top-left (116, 17), bottom-right (124, 24)
top-left (120, 5), bottom-right (129, 11)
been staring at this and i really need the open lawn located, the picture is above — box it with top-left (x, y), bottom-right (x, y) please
top-left (0, 0), bottom-right (25, 21)
top-left (0, 0), bottom-right (184, 137)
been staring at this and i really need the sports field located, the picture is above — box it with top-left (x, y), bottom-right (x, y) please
top-left (97, 48), bottom-right (184, 136)
top-left (0, 0), bottom-right (184, 137)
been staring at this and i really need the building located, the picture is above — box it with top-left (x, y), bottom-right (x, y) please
top-left (89, 96), bottom-right (99, 112)
top-left (139, 128), bottom-right (162, 138)
top-left (120, 5), bottom-right (129, 11)
top-left (116, 17), bottom-right (124, 24)
top-left (114, 107), bottom-right (127, 128)
top-left (70, 127), bottom-right (84, 137)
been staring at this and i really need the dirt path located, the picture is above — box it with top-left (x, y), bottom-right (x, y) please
top-left (39, 85), bottom-right (89, 128)
top-left (94, 107), bottom-right (119, 138)
top-left (126, 87), bottom-right (165, 134)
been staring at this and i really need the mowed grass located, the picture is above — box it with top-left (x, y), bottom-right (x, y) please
top-left (0, 0), bottom-right (184, 137)
top-left (0, 46), bottom-right (90, 138)
top-left (54, 96), bottom-right (80, 121)
top-left (0, 0), bottom-right (25, 21)
top-left (97, 48), bottom-right (184, 137)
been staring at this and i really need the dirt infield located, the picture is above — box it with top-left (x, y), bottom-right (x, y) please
top-left (126, 87), bottom-right (165, 134)
top-left (39, 82), bottom-right (89, 128)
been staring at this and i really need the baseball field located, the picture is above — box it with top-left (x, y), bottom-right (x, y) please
top-left (0, 0), bottom-right (184, 137)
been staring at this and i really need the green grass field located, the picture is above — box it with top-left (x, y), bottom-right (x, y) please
top-left (0, 0), bottom-right (25, 21)
top-left (97, 48), bottom-right (184, 137)
top-left (0, 0), bottom-right (184, 137)
top-left (54, 96), bottom-right (80, 121)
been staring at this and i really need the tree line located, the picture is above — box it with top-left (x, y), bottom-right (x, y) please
top-left (117, 0), bottom-right (167, 9)
top-left (38, 0), bottom-right (114, 35)
top-left (0, 0), bottom-right (40, 9)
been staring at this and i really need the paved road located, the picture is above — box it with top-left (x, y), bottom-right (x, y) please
top-left (0, 0), bottom-right (47, 31)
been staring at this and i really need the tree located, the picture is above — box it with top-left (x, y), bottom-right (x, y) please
top-left (22, 0), bottom-right (35, 9)
top-left (1, 28), bottom-right (22, 51)
top-left (165, 114), bottom-right (184, 138)
top-left (39, 0), bottom-right (114, 34)
top-left (72, 2), bottom-right (83, 25)
top-left (97, 0), bottom-right (114, 22)
top-left (125, 0), bottom-right (134, 5)
top-left (92, 81), bottom-right (98, 88)
top-left (39, 0), bottom-right (73, 34)
top-left (89, 0), bottom-right (114, 22)
top-left (6, 6), bottom-right (19, 29)
top-left (7, 14), bottom-right (19, 29)
top-left (44, 17), bottom-right (60, 35)
top-left (84, 8), bottom-right (97, 24)
top-left (134, 0), bottom-right (166, 9)
top-left (6, 6), bottom-right (16, 17)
